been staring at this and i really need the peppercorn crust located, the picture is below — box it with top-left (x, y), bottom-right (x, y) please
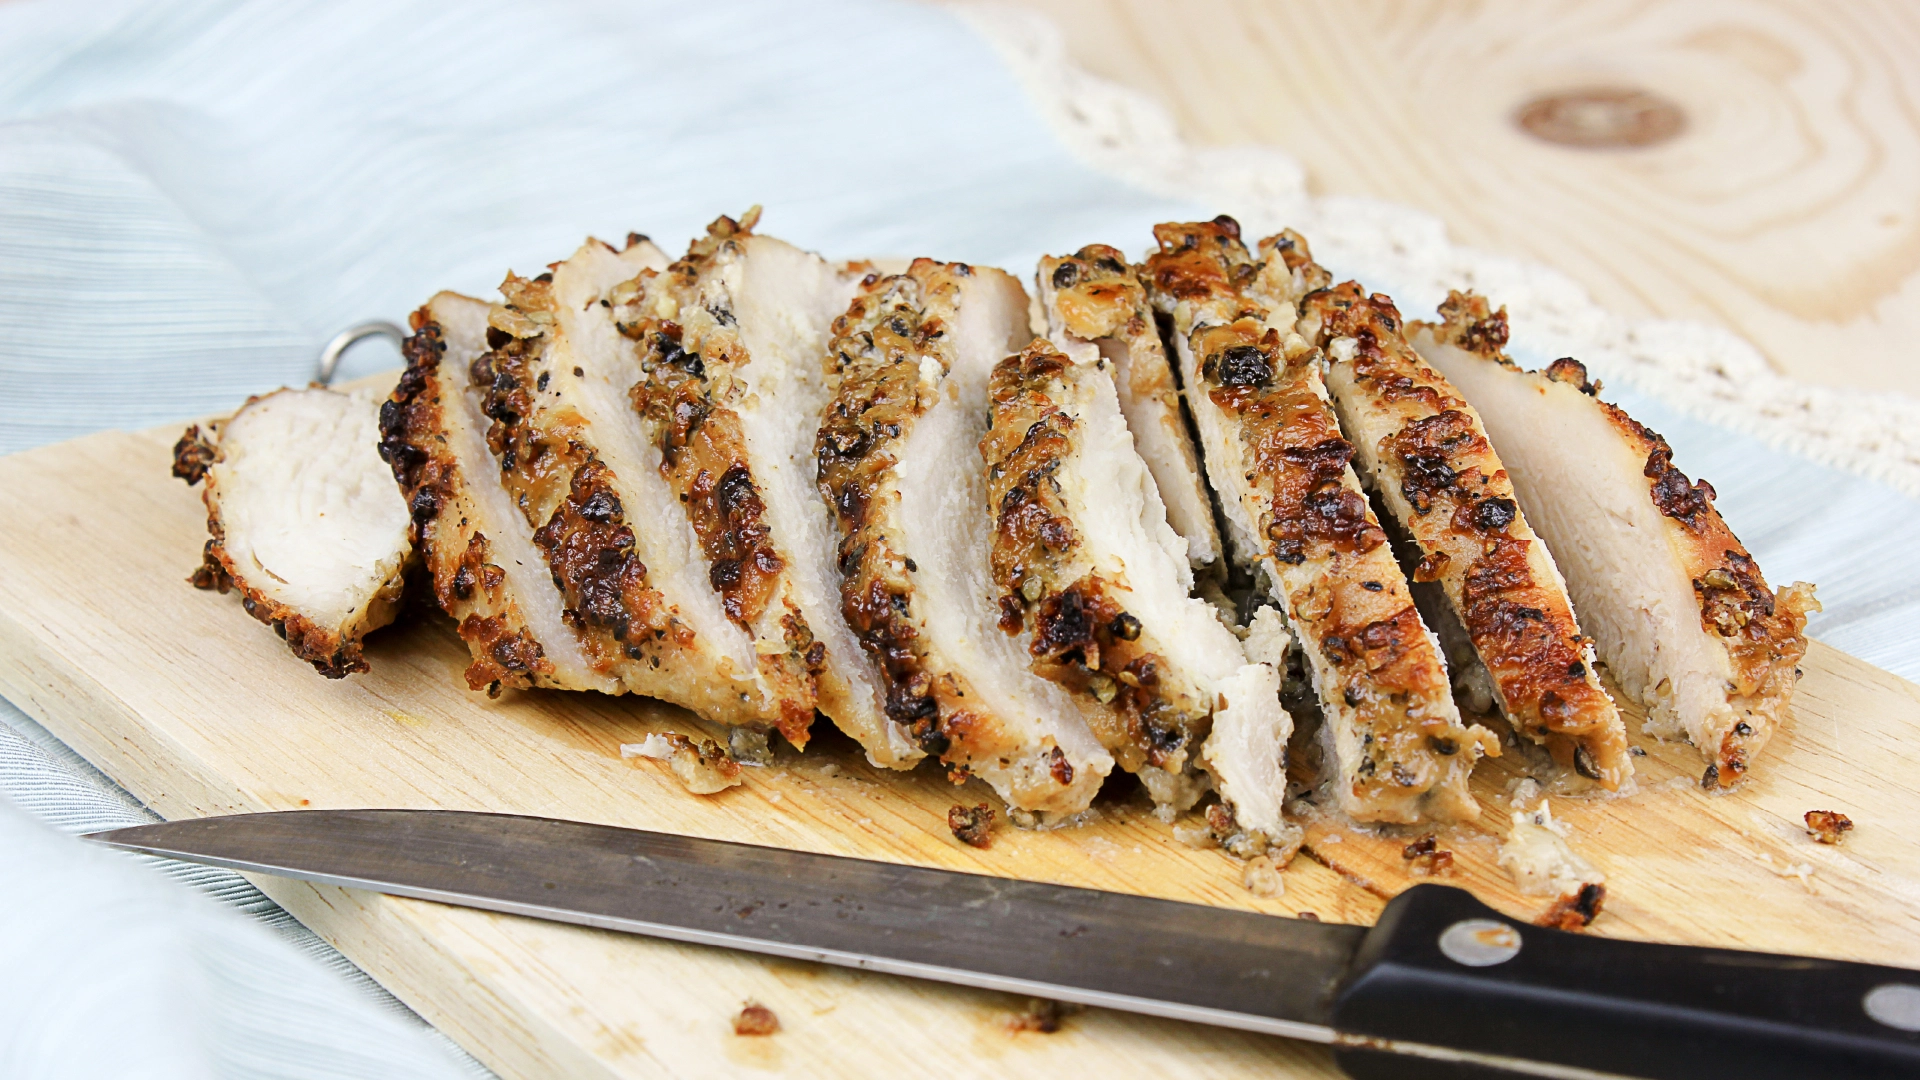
top-left (1414, 291), bottom-right (1817, 788)
top-left (983, 340), bottom-right (1213, 774)
top-left (177, 411), bottom-right (399, 680)
top-left (1144, 218), bottom-right (1498, 825)
top-left (614, 211), bottom-right (820, 741)
top-left (381, 299), bottom-right (559, 694)
top-left (465, 247), bottom-right (782, 730)
top-left (1305, 281), bottom-right (1632, 792)
top-left (1037, 245), bottom-right (1222, 570)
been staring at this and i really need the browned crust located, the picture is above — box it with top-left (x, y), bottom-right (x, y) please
top-left (1420, 292), bottom-right (1817, 788)
top-left (617, 212), bottom-right (819, 739)
top-left (816, 261), bottom-right (968, 760)
top-left (379, 310), bottom-right (553, 694)
top-left (176, 409), bottom-right (391, 679)
top-left (1043, 244), bottom-right (1147, 341)
top-left (1145, 219), bottom-right (1496, 821)
top-left (1308, 283), bottom-right (1631, 790)
top-left (981, 340), bottom-right (1206, 774)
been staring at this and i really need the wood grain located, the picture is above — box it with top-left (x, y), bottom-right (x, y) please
top-left (979, 0), bottom-right (1920, 397)
top-left (1, 418), bottom-right (1916, 1078)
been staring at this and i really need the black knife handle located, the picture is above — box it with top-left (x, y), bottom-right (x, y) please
top-left (1328, 884), bottom-right (1920, 1080)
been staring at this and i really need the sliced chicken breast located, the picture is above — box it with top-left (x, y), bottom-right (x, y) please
top-left (610, 210), bottom-right (891, 755)
top-left (1143, 219), bottom-right (1498, 824)
top-left (455, 236), bottom-right (775, 727)
top-left (1303, 280), bottom-right (1632, 792)
top-left (981, 338), bottom-right (1296, 843)
top-left (1037, 245), bottom-right (1221, 570)
top-left (818, 260), bottom-right (1111, 812)
top-left (1412, 292), bottom-right (1818, 788)
top-left (174, 387), bottom-right (411, 678)
top-left (380, 292), bottom-right (613, 694)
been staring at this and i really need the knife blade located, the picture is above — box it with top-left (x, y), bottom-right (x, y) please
top-left (85, 810), bottom-right (1920, 1080)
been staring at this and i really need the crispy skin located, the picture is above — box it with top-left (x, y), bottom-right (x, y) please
top-left (381, 302), bottom-right (555, 693)
top-left (1144, 218), bottom-right (1497, 824)
top-left (1306, 282), bottom-right (1632, 791)
top-left (983, 340), bottom-right (1211, 775)
top-left (1417, 292), bottom-right (1817, 788)
top-left (176, 405), bottom-right (404, 679)
top-left (1038, 245), bottom-right (1221, 569)
top-left (617, 212), bottom-right (819, 739)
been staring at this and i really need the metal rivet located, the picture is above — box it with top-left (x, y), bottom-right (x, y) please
top-left (1864, 984), bottom-right (1920, 1032)
top-left (1515, 87), bottom-right (1686, 149)
top-left (1439, 919), bottom-right (1522, 967)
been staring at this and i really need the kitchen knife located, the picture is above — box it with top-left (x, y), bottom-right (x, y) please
top-left (86, 810), bottom-right (1920, 1079)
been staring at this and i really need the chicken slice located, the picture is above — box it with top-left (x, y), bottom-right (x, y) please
top-left (1302, 279), bottom-right (1633, 793)
top-left (174, 387), bottom-right (411, 678)
top-left (380, 292), bottom-right (613, 694)
top-left (610, 210), bottom-right (895, 755)
top-left (1411, 292), bottom-right (1818, 789)
top-left (981, 338), bottom-right (1296, 844)
top-left (1037, 245), bottom-right (1222, 570)
top-left (818, 261), bottom-right (1111, 812)
top-left (1143, 218), bottom-right (1498, 824)
top-left (455, 236), bottom-right (776, 727)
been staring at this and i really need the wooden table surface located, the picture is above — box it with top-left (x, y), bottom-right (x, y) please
top-left (978, 0), bottom-right (1920, 398)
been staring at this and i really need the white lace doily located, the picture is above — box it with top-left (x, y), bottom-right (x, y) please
top-left (960, 4), bottom-right (1920, 499)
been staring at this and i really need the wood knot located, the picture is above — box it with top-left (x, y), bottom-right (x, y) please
top-left (1515, 87), bottom-right (1685, 148)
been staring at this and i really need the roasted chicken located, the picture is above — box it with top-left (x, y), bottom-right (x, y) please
top-left (1304, 281), bottom-right (1632, 792)
top-left (1412, 293), bottom-right (1817, 789)
top-left (176, 387), bottom-right (411, 677)
top-left (818, 260), bottom-right (1112, 812)
top-left (1143, 219), bottom-right (1498, 824)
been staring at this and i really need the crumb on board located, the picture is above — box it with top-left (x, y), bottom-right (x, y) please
top-left (1805, 810), bottom-right (1854, 844)
top-left (948, 803), bottom-right (995, 848)
top-left (1402, 835), bottom-right (1455, 877)
top-left (732, 1002), bottom-right (780, 1036)
top-left (621, 732), bottom-right (743, 794)
top-left (1297, 911), bottom-right (1320, 922)
top-left (1010, 998), bottom-right (1083, 1034)
top-left (1535, 882), bottom-right (1607, 931)
top-left (1242, 854), bottom-right (1284, 898)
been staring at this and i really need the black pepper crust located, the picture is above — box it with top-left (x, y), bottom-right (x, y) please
top-left (981, 339), bottom-right (1208, 774)
top-left (1418, 291), bottom-right (1818, 788)
top-left (1306, 282), bottom-right (1631, 791)
top-left (380, 306), bottom-right (553, 694)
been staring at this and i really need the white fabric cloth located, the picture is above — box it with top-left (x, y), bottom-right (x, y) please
top-left (0, 1), bottom-right (1914, 1076)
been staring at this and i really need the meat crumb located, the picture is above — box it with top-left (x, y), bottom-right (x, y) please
top-left (732, 1002), bottom-right (780, 1036)
top-left (1535, 883), bottom-right (1607, 931)
top-left (1296, 911), bottom-right (1320, 922)
top-left (1402, 835), bottom-right (1456, 876)
top-left (1242, 854), bottom-right (1284, 897)
top-left (623, 732), bottom-right (743, 794)
top-left (1805, 810), bottom-right (1853, 845)
top-left (948, 803), bottom-right (995, 848)
top-left (1010, 997), bottom-right (1082, 1034)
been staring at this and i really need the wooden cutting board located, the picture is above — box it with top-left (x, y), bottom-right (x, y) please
top-left (2, 408), bottom-right (1918, 1079)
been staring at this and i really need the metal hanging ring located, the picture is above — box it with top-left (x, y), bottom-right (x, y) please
top-left (316, 321), bottom-right (408, 386)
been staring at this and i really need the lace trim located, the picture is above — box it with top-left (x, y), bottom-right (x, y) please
top-left (960, 3), bottom-right (1920, 498)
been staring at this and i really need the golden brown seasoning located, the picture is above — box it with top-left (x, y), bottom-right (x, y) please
top-left (1805, 809), bottom-right (1853, 844)
top-left (947, 803), bottom-right (996, 848)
